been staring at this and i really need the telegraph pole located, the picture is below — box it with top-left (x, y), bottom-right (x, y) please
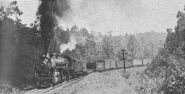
top-left (122, 49), bottom-right (126, 71)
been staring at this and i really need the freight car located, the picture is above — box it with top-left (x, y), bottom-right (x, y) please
top-left (125, 59), bottom-right (134, 68)
top-left (86, 59), bottom-right (117, 71)
top-left (70, 60), bottom-right (87, 77)
top-left (86, 60), bottom-right (106, 72)
top-left (96, 60), bottom-right (105, 71)
top-left (86, 62), bottom-right (96, 73)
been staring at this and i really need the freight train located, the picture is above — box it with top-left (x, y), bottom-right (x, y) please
top-left (35, 53), bottom-right (147, 88)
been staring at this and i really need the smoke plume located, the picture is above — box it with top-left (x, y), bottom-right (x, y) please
top-left (37, 0), bottom-right (70, 54)
top-left (60, 35), bottom-right (77, 53)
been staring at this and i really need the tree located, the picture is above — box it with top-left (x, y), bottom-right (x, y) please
top-left (102, 35), bottom-right (114, 59)
top-left (0, 1), bottom-right (43, 90)
top-left (127, 35), bottom-right (139, 59)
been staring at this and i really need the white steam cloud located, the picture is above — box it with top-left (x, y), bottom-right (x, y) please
top-left (60, 35), bottom-right (77, 54)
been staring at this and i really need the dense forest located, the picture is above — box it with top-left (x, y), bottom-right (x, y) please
top-left (2, 1), bottom-right (184, 94)
top-left (144, 6), bottom-right (185, 94)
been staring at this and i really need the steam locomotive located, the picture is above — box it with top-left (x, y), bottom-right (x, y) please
top-left (34, 53), bottom-right (87, 88)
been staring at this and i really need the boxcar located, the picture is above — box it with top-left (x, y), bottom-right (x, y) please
top-left (125, 59), bottom-right (133, 68)
top-left (96, 60), bottom-right (105, 71)
top-left (70, 59), bottom-right (87, 77)
top-left (104, 59), bottom-right (116, 69)
top-left (116, 61), bottom-right (124, 68)
top-left (86, 62), bottom-right (96, 73)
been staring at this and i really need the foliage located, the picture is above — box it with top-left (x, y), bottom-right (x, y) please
top-left (0, 1), bottom-right (43, 90)
top-left (102, 35), bottom-right (114, 59)
top-left (0, 1), bottom-right (22, 22)
top-left (127, 35), bottom-right (139, 59)
top-left (145, 6), bottom-right (185, 94)
top-left (50, 26), bottom-right (165, 63)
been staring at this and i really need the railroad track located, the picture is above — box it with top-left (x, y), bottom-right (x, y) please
top-left (24, 76), bottom-right (84, 94)
top-left (43, 77), bottom-right (83, 94)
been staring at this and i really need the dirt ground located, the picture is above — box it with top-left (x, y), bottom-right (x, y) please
top-left (42, 67), bottom-right (146, 94)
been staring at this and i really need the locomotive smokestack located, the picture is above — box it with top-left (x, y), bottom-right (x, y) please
top-left (37, 0), bottom-right (70, 54)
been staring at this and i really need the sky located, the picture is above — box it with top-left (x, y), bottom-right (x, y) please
top-left (1, 0), bottom-right (185, 35)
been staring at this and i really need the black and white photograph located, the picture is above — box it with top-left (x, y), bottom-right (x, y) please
top-left (0, 0), bottom-right (185, 94)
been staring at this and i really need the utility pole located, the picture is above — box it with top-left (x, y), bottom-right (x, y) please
top-left (121, 49), bottom-right (126, 71)
top-left (151, 42), bottom-right (154, 59)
